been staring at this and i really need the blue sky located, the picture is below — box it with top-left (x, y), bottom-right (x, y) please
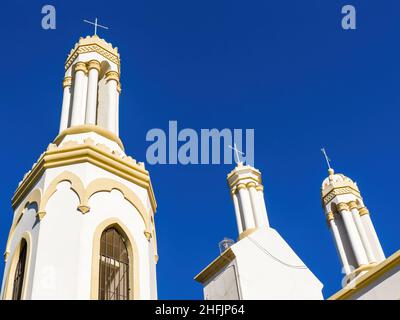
top-left (0, 0), bottom-right (399, 299)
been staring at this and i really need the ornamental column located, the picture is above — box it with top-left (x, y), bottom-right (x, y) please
top-left (59, 76), bottom-right (72, 132)
top-left (237, 185), bottom-right (256, 230)
top-left (338, 203), bottom-right (369, 268)
top-left (248, 183), bottom-right (268, 228)
top-left (70, 62), bottom-right (88, 126)
top-left (327, 212), bottom-right (352, 275)
top-left (348, 201), bottom-right (376, 264)
top-left (105, 71), bottom-right (119, 134)
top-left (255, 185), bottom-right (270, 228)
top-left (232, 192), bottom-right (244, 234)
top-left (85, 60), bottom-right (101, 125)
top-left (359, 207), bottom-right (386, 262)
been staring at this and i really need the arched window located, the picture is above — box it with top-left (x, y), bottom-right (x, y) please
top-left (99, 227), bottom-right (130, 300)
top-left (12, 239), bottom-right (27, 300)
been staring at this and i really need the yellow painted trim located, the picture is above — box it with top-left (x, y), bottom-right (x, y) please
top-left (194, 248), bottom-right (236, 284)
top-left (238, 228), bottom-right (258, 241)
top-left (54, 124), bottom-right (124, 150)
top-left (2, 233), bottom-right (33, 300)
top-left (90, 219), bottom-right (139, 300)
top-left (39, 171), bottom-right (85, 218)
top-left (12, 142), bottom-right (157, 213)
top-left (329, 250), bottom-right (400, 300)
top-left (83, 178), bottom-right (151, 232)
top-left (4, 189), bottom-right (42, 261)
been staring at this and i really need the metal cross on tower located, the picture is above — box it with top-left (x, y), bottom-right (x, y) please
top-left (83, 18), bottom-right (109, 36)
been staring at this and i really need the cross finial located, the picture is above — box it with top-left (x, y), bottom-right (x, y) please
top-left (229, 144), bottom-right (245, 165)
top-left (321, 147), bottom-right (332, 170)
top-left (83, 18), bottom-right (109, 36)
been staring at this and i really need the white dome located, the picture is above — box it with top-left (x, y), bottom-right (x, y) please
top-left (322, 170), bottom-right (356, 189)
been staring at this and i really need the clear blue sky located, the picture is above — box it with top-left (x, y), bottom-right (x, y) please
top-left (0, 0), bottom-right (399, 299)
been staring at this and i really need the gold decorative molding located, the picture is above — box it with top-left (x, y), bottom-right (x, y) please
top-left (54, 124), bottom-right (124, 150)
top-left (36, 211), bottom-right (46, 220)
top-left (12, 143), bottom-right (157, 217)
top-left (337, 202), bottom-right (349, 212)
top-left (348, 201), bottom-right (358, 210)
top-left (87, 59), bottom-right (101, 72)
top-left (117, 83), bottom-right (122, 94)
top-left (194, 248), bottom-right (236, 284)
top-left (65, 35), bottom-right (120, 71)
top-left (62, 76), bottom-right (72, 88)
top-left (105, 70), bottom-right (120, 83)
top-left (322, 186), bottom-right (361, 205)
top-left (144, 231), bottom-right (152, 241)
top-left (77, 205), bottom-right (90, 214)
top-left (238, 227), bottom-right (258, 241)
top-left (236, 184), bottom-right (247, 191)
top-left (326, 211), bottom-right (334, 222)
top-left (255, 185), bottom-right (264, 192)
top-left (246, 182), bottom-right (256, 188)
top-left (74, 61), bottom-right (88, 74)
top-left (359, 207), bottom-right (370, 216)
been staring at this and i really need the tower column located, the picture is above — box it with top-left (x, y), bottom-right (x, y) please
top-left (327, 213), bottom-right (352, 275)
top-left (338, 203), bottom-right (369, 267)
top-left (360, 208), bottom-right (385, 262)
top-left (85, 60), bottom-right (101, 125)
top-left (248, 183), bottom-right (268, 228)
top-left (237, 185), bottom-right (256, 230)
top-left (255, 185), bottom-right (270, 228)
top-left (232, 192), bottom-right (243, 234)
top-left (105, 71), bottom-right (119, 134)
top-left (348, 202), bottom-right (376, 264)
top-left (70, 62), bottom-right (88, 126)
top-left (59, 76), bottom-right (72, 132)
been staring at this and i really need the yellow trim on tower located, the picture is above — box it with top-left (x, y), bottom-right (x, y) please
top-left (12, 142), bottom-right (157, 214)
top-left (329, 250), bottom-right (400, 300)
top-left (194, 248), bottom-right (236, 284)
top-left (54, 124), bottom-right (124, 150)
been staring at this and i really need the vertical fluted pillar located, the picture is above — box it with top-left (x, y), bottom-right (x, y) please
top-left (248, 183), bottom-right (268, 228)
top-left (237, 185), bottom-right (256, 230)
top-left (115, 83), bottom-right (121, 136)
top-left (338, 203), bottom-right (369, 267)
top-left (85, 60), bottom-right (101, 125)
top-left (360, 207), bottom-right (386, 262)
top-left (255, 185), bottom-right (270, 228)
top-left (105, 71), bottom-right (119, 134)
top-left (59, 76), bottom-right (72, 132)
top-left (348, 202), bottom-right (376, 263)
top-left (327, 212), bottom-right (352, 275)
top-left (70, 62), bottom-right (88, 126)
top-left (232, 192), bottom-right (243, 234)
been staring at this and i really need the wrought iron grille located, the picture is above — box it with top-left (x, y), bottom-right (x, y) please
top-left (99, 227), bottom-right (130, 300)
top-left (12, 239), bottom-right (27, 300)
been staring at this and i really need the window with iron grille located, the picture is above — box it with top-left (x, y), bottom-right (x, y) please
top-left (12, 239), bottom-right (27, 300)
top-left (99, 227), bottom-right (130, 300)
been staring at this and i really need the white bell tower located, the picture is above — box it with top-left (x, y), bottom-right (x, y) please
top-left (195, 162), bottom-right (323, 300)
top-left (321, 167), bottom-right (385, 285)
top-left (1, 35), bottom-right (158, 300)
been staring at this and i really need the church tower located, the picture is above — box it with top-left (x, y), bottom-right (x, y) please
top-left (321, 167), bottom-right (385, 285)
top-left (1, 35), bottom-right (158, 300)
top-left (195, 162), bottom-right (323, 299)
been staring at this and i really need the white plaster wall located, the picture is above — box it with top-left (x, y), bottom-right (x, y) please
top-left (1, 203), bottom-right (41, 299)
top-left (202, 228), bottom-right (323, 300)
top-left (232, 228), bottom-right (323, 300)
top-left (3, 157), bottom-right (157, 300)
top-left (203, 261), bottom-right (240, 300)
top-left (350, 265), bottom-right (400, 300)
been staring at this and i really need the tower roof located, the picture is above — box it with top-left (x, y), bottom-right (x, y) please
top-left (322, 168), bottom-right (358, 190)
top-left (65, 35), bottom-right (120, 71)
